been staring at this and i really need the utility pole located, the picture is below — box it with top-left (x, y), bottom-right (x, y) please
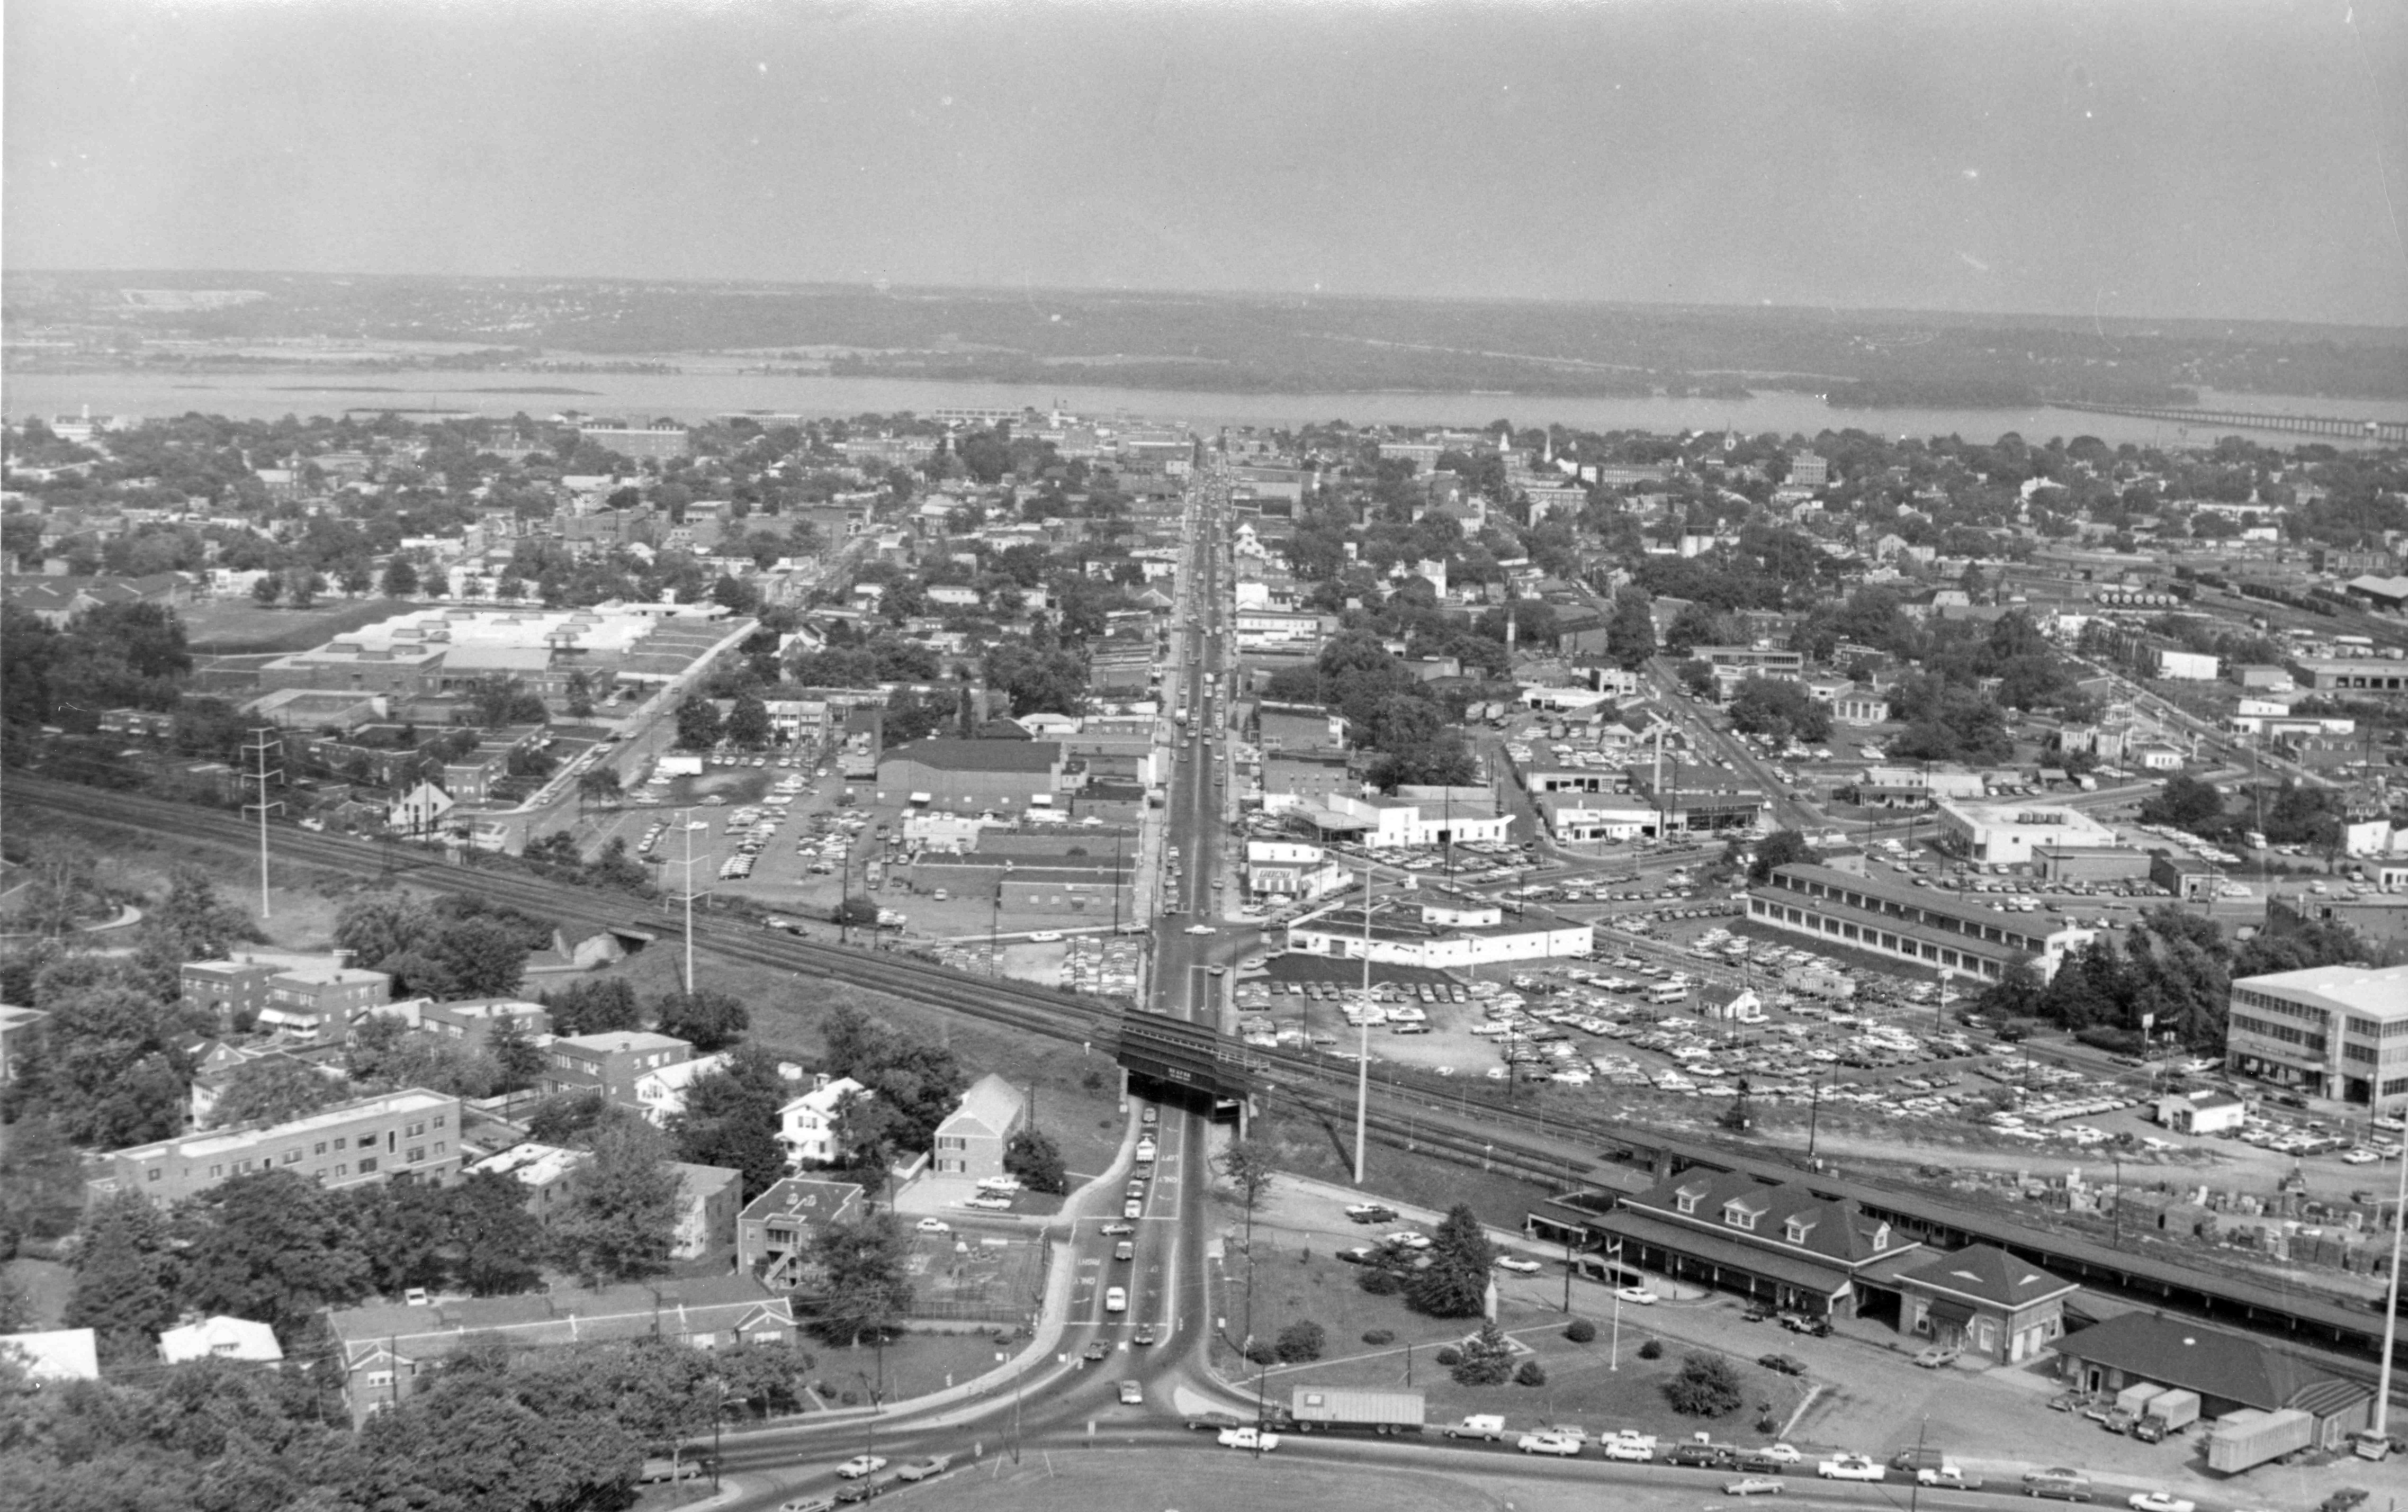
top-left (242, 727), bottom-right (282, 919)
top-left (1355, 847), bottom-right (1371, 1186)
top-left (667, 808), bottom-right (703, 991)
top-left (2373, 1128), bottom-right (2406, 1438)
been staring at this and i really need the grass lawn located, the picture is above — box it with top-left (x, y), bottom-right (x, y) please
top-left (1215, 1255), bottom-right (1806, 1444)
top-left (807, 1329), bottom-right (1009, 1406)
top-left (182, 595), bottom-right (415, 653)
top-left (1246, 1102), bottom-right (1564, 1235)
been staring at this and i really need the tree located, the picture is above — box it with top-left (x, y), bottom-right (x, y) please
top-left (675, 695), bottom-right (723, 750)
top-left (725, 692), bottom-right (772, 750)
top-left (381, 556), bottom-right (420, 597)
top-left (1449, 1319), bottom-right (1515, 1386)
top-left (488, 1014), bottom-right (546, 1094)
top-left (208, 1055), bottom-right (341, 1128)
top-left (3, 982), bottom-right (198, 1148)
top-left (1606, 590), bottom-right (1657, 670)
top-left (1003, 1126), bottom-right (1066, 1195)
top-left (250, 574), bottom-right (282, 607)
top-left (817, 1003), bottom-right (968, 1155)
top-left (541, 976), bottom-right (644, 1037)
top-left (669, 1046), bottom-right (789, 1203)
top-left (1748, 829), bottom-right (1820, 883)
top-left (2138, 773), bottom-right (2227, 835)
top-left (0, 1112), bottom-right (87, 1249)
top-left (563, 670), bottom-right (595, 719)
top-left (1728, 677), bottom-right (1832, 744)
top-left (285, 567), bottom-right (324, 609)
top-left (526, 1089), bottom-right (609, 1146)
top-left (1407, 1202), bottom-right (1495, 1318)
top-left (65, 1190), bottom-right (182, 1364)
top-left (548, 1117), bottom-right (679, 1285)
top-left (1664, 1353), bottom-right (1746, 1416)
top-left (177, 1169), bottom-right (374, 1340)
top-left (1274, 1320), bottom-right (1327, 1363)
top-left (651, 987), bottom-right (749, 1053)
top-left (447, 1169), bottom-right (550, 1296)
top-left (1215, 1138), bottom-right (1277, 1214)
top-left (805, 1209), bottom-right (914, 1346)
top-left (576, 765), bottom-right (622, 812)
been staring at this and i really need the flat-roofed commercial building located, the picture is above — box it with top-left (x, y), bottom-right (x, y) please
top-left (2224, 965), bottom-right (2408, 1113)
top-left (1287, 897), bottom-right (1593, 968)
top-left (2290, 658), bottom-right (2408, 692)
top-left (1746, 862), bottom-right (2096, 983)
top-left (1693, 645), bottom-right (1804, 675)
top-left (96, 1088), bottom-right (463, 1205)
top-left (1935, 800), bottom-right (2122, 866)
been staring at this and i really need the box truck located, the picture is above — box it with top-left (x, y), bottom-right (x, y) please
top-left (2105, 1382), bottom-right (2164, 1434)
top-left (2132, 1389), bottom-right (2199, 1442)
top-left (1288, 1387), bottom-right (1424, 1435)
top-left (2206, 1408), bottom-right (2315, 1473)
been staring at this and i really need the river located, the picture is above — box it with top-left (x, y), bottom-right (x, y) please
top-left (5, 364), bottom-right (2402, 448)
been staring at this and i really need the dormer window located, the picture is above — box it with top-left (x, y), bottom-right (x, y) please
top-left (1785, 1218), bottom-right (1814, 1245)
top-left (1723, 1203), bottom-right (1757, 1231)
top-left (1674, 1187), bottom-right (1703, 1214)
top-left (1872, 1222), bottom-right (1892, 1250)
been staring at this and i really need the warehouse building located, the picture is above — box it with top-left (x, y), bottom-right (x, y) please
top-left (875, 738), bottom-right (1066, 816)
top-left (2050, 1311), bottom-right (2371, 1451)
top-left (1746, 863), bottom-right (2096, 983)
top-left (1935, 800), bottom-right (2122, 867)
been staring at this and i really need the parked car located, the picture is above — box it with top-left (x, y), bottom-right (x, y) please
top-left (1217, 1426), bottom-right (1279, 1452)
top-left (2128, 1496), bottom-right (2196, 1512)
top-left (1615, 1285), bottom-right (1658, 1305)
top-left (894, 1455), bottom-right (953, 1482)
top-left (1668, 1443), bottom-right (1734, 1469)
top-left (1724, 1479), bottom-right (1786, 1497)
top-left (1602, 1435), bottom-right (1656, 1462)
top-left (1757, 1354), bottom-right (1807, 1376)
top-left (834, 1456), bottom-right (887, 1480)
top-left (1495, 1256), bottom-right (1542, 1274)
top-left (1920, 1467), bottom-right (1984, 1491)
top-left (1517, 1432), bottom-right (1584, 1457)
top-left (1081, 1340), bottom-right (1109, 1362)
top-left (1818, 1455), bottom-right (1885, 1482)
top-left (1116, 1380), bottom-right (1144, 1406)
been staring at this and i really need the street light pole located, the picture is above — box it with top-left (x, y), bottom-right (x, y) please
top-left (2372, 1131), bottom-right (2406, 1437)
top-left (1355, 847), bottom-right (1371, 1185)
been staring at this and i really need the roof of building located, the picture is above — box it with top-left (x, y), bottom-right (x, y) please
top-left (328, 1275), bottom-right (790, 1361)
top-left (2233, 964), bottom-right (2408, 1020)
top-left (1621, 1168), bottom-right (1920, 1270)
top-left (879, 738), bottom-right (1063, 774)
top-left (112, 1087), bottom-right (457, 1164)
top-left (738, 1175), bottom-right (866, 1223)
top-left (554, 1031), bottom-right (690, 1056)
top-left (442, 645), bottom-right (553, 673)
top-left (158, 1315), bottom-right (283, 1364)
top-left (472, 1142), bottom-right (586, 1186)
top-left (1895, 1244), bottom-right (2077, 1310)
top-left (941, 1072), bottom-right (1024, 1137)
top-left (2052, 1310), bottom-right (2338, 1413)
top-left (0, 1328), bottom-right (100, 1382)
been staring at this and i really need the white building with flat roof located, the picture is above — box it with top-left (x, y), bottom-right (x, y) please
top-left (1935, 800), bottom-right (2123, 866)
top-left (2225, 965), bottom-right (2408, 1113)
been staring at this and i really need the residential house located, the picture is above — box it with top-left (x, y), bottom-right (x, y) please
top-left (931, 1073), bottom-right (1026, 1182)
top-left (158, 1316), bottom-right (284, 1366)
top-left (777, 1075), bottom-right (867, 1168)
top-left (634, 1052), bottom-right (735, 1127)
top-left (539, 1031), bottom-right (693, 1109)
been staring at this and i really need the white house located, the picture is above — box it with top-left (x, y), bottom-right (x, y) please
top-left (1245, 840), bottom-right (1350, 902)
top-left (2154, 1089), bottom-right (2247, 1136)
top-left (159, 1315), bottom-right (284, 1365)
top-left (931, 1073), bottom-right (1026, 1182)
top-left (388, 781), bottom-right (455, 838)
top-left (634, 1051), bottom-right (734, 1128)
top-left (777, 1075), bottom-right (867, 1168)
top-left (0, 1328), bottom-right (100, 1382)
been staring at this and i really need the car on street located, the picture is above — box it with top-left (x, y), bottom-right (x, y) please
top-left (1184, 924), bottom-right (1216, 935)
top-left (894, 1455), bottom-right (953, 1483)
top-left (915, 1218), bottom-right (951, 1234)
top-left (1668, 1443), bottom-right (1735, 1469)
top-left (1117, 1380), bottom-right (1144, 1405)
top-left (1919, 1467), bottom-right (1984, 1490)
top-left (2128, 1496), bottom-right (2196, 1512)
top-left (1132, 1325), bottom-right (1157, 1345)
top-left (834, 1456), bottom-right (887, 1479)
top-left (1384, 1231), bottom-right (1432, 1249)
top-left (1123, 1199), bottom-right (1144, 1219)
top-left (1615, 1285), bottom-right (1658, 1305)
top-left (1217, 1427), bottom-right (1279, 1452)
top-left (1818, 1455), bottom-right (1884, 1482)
top-left (2342, 1148), bottom-right (2381, 1164)
top-left (1724, 1479), bottom-right (1786, 1497)
top-left (1114, 1241), bottom-right (1135, 1262)
top-left (1344, 1204), bottom-right (1398, 1223)
top-left (1753, 1444), bottom-right (1802, 1464)
top-left (1516, 1432), bottom-right (1583, 1456)
top-left (1495, 1256), bottom-right (1542, 1274)
top-left (1028, 930), bottom-right (1064, 944)
top-left (1081, 1340), bottom-right (1109, 1362)
top-left (1100, 1222), bottom-right (1135, 1236)
top-left (965, 1194), bottom-right (1013, 1211)
top-left (1602, 1435), bottom-right (1655, 1462)
top-left (779, 1498), bottom-right (837, 1512)
top-left (1104, 1286), bottom-right (1127, 1312)
top-left (977, 1176), bottom-right (1022, 1193)
top-left (1757, 1354), bottom-right (1807, 1376)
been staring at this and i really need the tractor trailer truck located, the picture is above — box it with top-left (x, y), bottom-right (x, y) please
top-left (1286, 1388), bottom-right (1425, 1435)
top-left (2206, 1408), bottom-right (2315, 1473)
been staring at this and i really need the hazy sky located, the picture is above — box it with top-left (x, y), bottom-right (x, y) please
top-left (7, 0), bottom-right (2404, 326)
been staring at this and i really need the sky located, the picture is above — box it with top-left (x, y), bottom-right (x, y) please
top-left (6, 0), bottom-right (2405, 327)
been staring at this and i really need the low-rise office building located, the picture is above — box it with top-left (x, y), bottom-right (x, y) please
top-left (2224, 964), bottom-right (2408, 1112)
top-left (1935, 800), bottom-right (2122, 867)
top-left (1746, 862), bottom-right (2096, 983)
top-left (1535, 791), bottom-right (1656, 842)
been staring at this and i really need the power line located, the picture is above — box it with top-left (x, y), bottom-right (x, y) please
top-left (242, 727), bottom-right (285, 920)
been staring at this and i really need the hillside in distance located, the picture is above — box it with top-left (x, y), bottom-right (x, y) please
top-left (6, 271), bottom-right (2404, 406)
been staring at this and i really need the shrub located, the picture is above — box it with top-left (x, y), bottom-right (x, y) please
top-left (1362, 1329), bottom-right (1396, 1346)
top-left (1275, 1320), bottom-right (1327, 1364)
top-left (1663, 1353), bottom-right (1745, 1417)
top-left (1515, 1360), bottom-right (1548, 1387)
top-left (1434, 1346), bottom-right (1462, 1367)
top-left (1357, 1265), bottom-right (1403, 1296)
top-left (1243, 1339), bottom-right (1277, 1366)
top-left (839, 1390), bottom-right (860, 1406)
top-left (1449, 1320), bottom-right (1515, 1388)
top-left (1565, 1318), bottom-right (1597, 1344)
top-left (1638, 1338), bottom-right (1664, 1361)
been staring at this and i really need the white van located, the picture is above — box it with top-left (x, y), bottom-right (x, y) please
top-left (1646, 982), bottom-right (1688, 1005)
top-left (1104, 1286), bottom-right (1127, 1313)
